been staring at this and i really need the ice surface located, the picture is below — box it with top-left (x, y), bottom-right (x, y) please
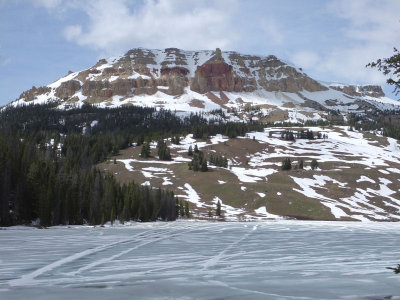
top-left (1, 221), bottom-right (400, 300)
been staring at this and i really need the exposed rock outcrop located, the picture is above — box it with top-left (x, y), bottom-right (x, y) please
top-left (159, 67), bottom-right (189, 95)
top-left (55, 80), bottom-right (81, 99)
top-left (330, 85), bottom-right (385, 98)
top-left (82, 78), bottom-right (158, 101)
top-left (19, 86), bottom-right (51, 101)
top-left (191, 61), bottom-right (241, 93)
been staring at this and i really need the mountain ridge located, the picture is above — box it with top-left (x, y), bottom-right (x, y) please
top-left (10, 47), bottom-right (399, 124)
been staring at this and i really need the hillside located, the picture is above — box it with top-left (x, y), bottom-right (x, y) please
top-left (99, 126), bottom-right (400, 222)
top-left (10, 47), bottom-right (400, 124)
top-left (3, 47), bottom-right (400, 225)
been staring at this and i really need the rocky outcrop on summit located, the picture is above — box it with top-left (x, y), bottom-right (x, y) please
top-left (19, 86), bottom-right (51, 101)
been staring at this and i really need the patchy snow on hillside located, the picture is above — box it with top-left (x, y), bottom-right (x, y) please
top-left (254, 206), bottom-right (282, 219)
top-left (212, 197), bottom-right (245, 220)
top-left (109, 126), bottom-right (400, 222)
top-left (177, 184), bottom-right (204, 208)
top-left (117, 159), bottom-right (134, 172)
top-left (357, 176), bottom-right (375, 183)
top-left (230, 167), bottom-right (277, 183)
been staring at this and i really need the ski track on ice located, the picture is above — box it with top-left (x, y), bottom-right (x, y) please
top-left (66, 227), bottom-right (182, 276)
top-left (9, 223), bottom-right (218, 286)
top-left (202, 225), bottom-right (258, 270)
top-left (8, 225), bottom-right (177, 286)
top-left (68, 224), bottom-right (221, 276)
top-left (206, 279), bottom-right (316, 299)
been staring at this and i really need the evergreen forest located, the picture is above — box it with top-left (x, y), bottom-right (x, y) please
top-left (0, 103), bottom-right (262, 226)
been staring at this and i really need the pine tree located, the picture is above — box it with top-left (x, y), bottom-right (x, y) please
top-left (184, 201), bottom-right (189, 217)
top-left (299, 160), bottom-right (304, 169)
top-left (188, 145), bottom-right (193, 156)
top-left (281, 158), bottom-right (292, 171)
top-left (140, 142), bottom-right (151, 158)
top-left (175, 197), bottom-right (180, 217)
top-left (136, 135), bottom-right (145, 146)
top-left (110, 207), bottom-right (115, 225)
top-left (194, 144), bottom-right (199, 153)
top-left (171, 136), bottom-right (180, 145)
top-left (201, 159), bottom-right (208, 172)
top-left (179, 200), bottom-right (184, 217)
top-left (216, 200), bottom-right (221, 217)
top-left (311, 159), bottom-right (319, 170)
top-left (101, 212), bottom-right (106, 226)
top-left (157, 139), bottom-right (171, 161)
top-left (223, 156), bottom-right (228, 168)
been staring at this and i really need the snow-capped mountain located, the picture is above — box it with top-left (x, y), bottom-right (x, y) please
top-left (11, 47), bottom-right (400, 123)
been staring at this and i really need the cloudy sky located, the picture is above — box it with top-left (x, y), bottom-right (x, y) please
top-left (0, 0), bottom-right (399, 106)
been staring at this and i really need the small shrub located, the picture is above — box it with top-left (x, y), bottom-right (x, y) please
top-left (311, 159), bottom-right (319, 170)
top-left (281, 158), bottom-right (292, 171)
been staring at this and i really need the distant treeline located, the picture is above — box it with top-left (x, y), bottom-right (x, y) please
top-left (347, 110), bottom-right (400, 140)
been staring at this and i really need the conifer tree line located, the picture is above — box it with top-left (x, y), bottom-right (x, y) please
top-left (0, 103), bottom-right (267, 226)
top-left (281, 158), bottom-right (317, 171)
top-left (280, 129), bottom-right (327, 141)
top-left (347, 111), bottom-right (400, 140)
top-left (176, 198), bottom-right (190, 218)
top-left (0, 132), bottom-right (178, 226)
top-left (209, 153), bottom-right (228, 168)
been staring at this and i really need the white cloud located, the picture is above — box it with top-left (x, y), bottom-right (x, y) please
top-left (31, 0), bottom-right (63, 9)
top-left (290, 51), bottom-right (320, 69)
top-left (63, 25), bottom-right (82, 41)
top-left (22, 0), bottom-right (400, 90)
top-left (60, 0), bottom-right (239, 55)
top-left (315, 0), bottom-right (400, 85)
top-left (259, 19), bottom-right (284, 45)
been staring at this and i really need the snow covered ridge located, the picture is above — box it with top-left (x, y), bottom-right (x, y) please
top-left (100, 127), bottom-right (400, 222)
top-left (9, 47), bottom-right (400, 123)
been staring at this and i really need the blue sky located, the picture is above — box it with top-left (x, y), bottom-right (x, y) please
top-left (0, 0), bottom-right (399, 106)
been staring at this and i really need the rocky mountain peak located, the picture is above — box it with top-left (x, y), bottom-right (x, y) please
top-left (11, 47), bottom-right (397, 122)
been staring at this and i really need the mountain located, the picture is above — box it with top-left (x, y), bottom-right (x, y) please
top-left (4, 47), bottom-right (400, 223)
top-left (11, 47), bottom-right (400, 123)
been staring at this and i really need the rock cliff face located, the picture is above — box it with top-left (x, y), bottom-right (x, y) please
top-left (191, 61), bottom-right (241, 93)
top-left (13, 47), bottom-right (393, 118)
top-left (19, 86), bottom-right (51, 101)
top-left (55, 80), bottom-right (81, 99)
top-left (16, 47), bottom-right (333, 104)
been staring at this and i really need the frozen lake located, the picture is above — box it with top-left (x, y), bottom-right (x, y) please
top-left (0, 221), bottom-right (399, 299)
